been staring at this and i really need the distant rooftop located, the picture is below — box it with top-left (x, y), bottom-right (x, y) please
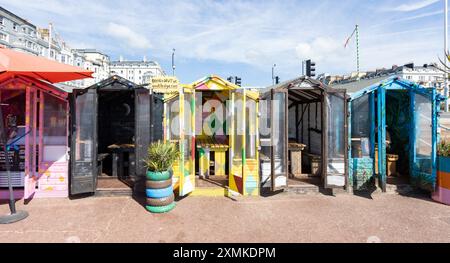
top-left (73, 49), bottom-right (109, 56)
top-left (0, 6), bottom-right (36, 28)
top-left (110, 60), bottom-right (159, 66)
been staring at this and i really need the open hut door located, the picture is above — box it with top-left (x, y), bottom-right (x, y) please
top-left (376, 87), bottom-right (387, 192)
top-left (348, 91), bottom-right (377, 191)
top-left (229, 89), bottom-right (245, 195)
top-left (165, 88), bottom-right (195, 197)
top-left (324, 90), bottom-right (347, 189)
top-left (229, 88), bottom-right (259, 196)
top-left (134, 88), bottom-right (151, 179)
top-left (271, 89), bottom-right (288, 191)
top-left (69, 89), bottom-right (97, 195)
top-left (151, 93), bottom-right (164, 142)
top-left (410, 89), bottom-right (437, 192)
top-left (178, 88), bottom-right (195, 197)
top-left (24, 88), bottom-right (38, 199)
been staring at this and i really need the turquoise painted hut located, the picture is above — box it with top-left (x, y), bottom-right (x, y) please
top-left (334, 76), bottom-right (444, 193)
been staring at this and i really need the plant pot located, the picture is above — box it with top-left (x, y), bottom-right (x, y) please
top-left (146, 193), bottom-right (175, 206)
top-left (146, 178), bottom-right (172, 189)
top-left (146, 170), bottom-right (171, 181)
top-left (146, 186), bottom-right (174, 199)
top-left (432, 156), bottom-right (450, 205)
top-left (146, 202), bottom-right (176, 213)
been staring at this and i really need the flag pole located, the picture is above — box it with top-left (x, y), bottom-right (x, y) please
top-left (356, 24), bottom-right (360, 74)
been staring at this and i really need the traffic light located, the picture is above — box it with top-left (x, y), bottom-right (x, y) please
top-left (306, 59), bottom-right (316, 78)
top-left (227, 76), bottom-right (234, 83)
top-left (235, 77), bottom-right (242, 87)
top-left (275, 76), bottom-right (280, 84)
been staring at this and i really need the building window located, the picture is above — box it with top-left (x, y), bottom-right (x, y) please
top-left (0, 16), bottom-right (4, 25)
top-left (0, 32), bottom-right (8, 41)
top-left (13, 23), bottom-right (18, 31)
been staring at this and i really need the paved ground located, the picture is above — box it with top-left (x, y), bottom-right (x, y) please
top-left (1, 192), bottom-right (450, 243)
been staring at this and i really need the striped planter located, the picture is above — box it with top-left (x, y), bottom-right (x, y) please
top-left (432, 156), bottom-right (450, 205)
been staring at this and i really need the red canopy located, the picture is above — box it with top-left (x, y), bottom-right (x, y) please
top-left (0, 46), bottom-right (93, 84)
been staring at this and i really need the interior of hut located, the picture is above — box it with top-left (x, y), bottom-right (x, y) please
top-left (287, 88), bottom-right (324, 187)
top-left (0, 89), bottom-right (27, 189)
top-left (385, 90), bottom-right (411, 185)
top-left (96, 90), bottom-right (136, 188)
top-left (195, 90), bottom-right (230, 188)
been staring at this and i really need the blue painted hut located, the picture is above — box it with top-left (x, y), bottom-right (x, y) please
top-left (334, 76), bottom-right (444, 193)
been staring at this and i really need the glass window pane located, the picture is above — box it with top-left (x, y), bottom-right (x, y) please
top-left (415, 93), bottom-right (432, 173)
top-left (273, 92), bottom-right (286, 174)
top-left (351, 94), bottom-right (371, 158)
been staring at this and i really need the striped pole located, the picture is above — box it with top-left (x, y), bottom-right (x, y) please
top-left (356, 24), bottom-right (360, 74)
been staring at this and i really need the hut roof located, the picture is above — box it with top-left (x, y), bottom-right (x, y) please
top-left (86, 75), bottom-right (142, 91)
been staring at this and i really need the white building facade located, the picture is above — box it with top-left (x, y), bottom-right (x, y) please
top-left (0, 7), bottom-right (44, 56)
top-left (397, 64), bottom-right (446, 91)
top-left (75, 49), bottom-right (110, 87)
top-left (110, 58), bottom-right (165, 85)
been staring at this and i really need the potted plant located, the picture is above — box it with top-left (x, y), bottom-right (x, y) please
top-left (143, 141), bottom-right (180, 213)
top-left (433, 140), bottom-right (450, 205)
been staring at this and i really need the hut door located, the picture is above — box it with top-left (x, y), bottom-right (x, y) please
top-left (271, 90), bottom-right (288, 191)
top-left (410, 91), bottom-right (435, 191)
top-left (69, 89), bottom-right (97, 195)
top-left (135, 88), bottom-right (151, 179)
top-left (229, 89), bottom-right (245, 195)
top-left (179, 89), bottom-right (195, 197)
top-left (324, 91), bottom-right (347, 188)
top-left (377, 88), bottom-right (387, 192)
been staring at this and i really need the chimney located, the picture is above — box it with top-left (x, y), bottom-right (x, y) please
top-left (143, 55), bottom-right (147, 62)
top-left (119, 55), bottom-right (123, 62)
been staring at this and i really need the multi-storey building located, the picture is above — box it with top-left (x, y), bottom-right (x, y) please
top-left (110, 57), bottom-right (165, 85)
top-left (1, 7), bottom-right (167, 88)
top-left (74, 49), bottom-right (110, 87)
top-left (0, 7), bottom-right (45, 56)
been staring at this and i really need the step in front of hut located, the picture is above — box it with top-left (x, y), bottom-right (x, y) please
top-left (95, 188), bottom-right (133, 197)
top-left (94, 177), bottom-right (134, 197)
top-left (284, 183), bottom-right (320, 195)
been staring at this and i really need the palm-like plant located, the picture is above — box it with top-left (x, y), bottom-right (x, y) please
top-left (144, 141), bottom-right (180, 172)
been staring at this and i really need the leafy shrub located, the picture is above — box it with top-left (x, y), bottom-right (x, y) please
top-left (144, 141), bottom-right (180, 172)
top-left (438, 140), bottom-right (450, 157)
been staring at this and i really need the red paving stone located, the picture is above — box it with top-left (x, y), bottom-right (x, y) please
top-left (1, 193), bottom-right (450, 243)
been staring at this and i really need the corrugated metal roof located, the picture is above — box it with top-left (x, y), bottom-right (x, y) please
top-left (331, 75), bottom-right (394, 94)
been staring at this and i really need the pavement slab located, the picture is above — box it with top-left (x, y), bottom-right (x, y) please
top-left (1, 193), bottom-right (450, 243)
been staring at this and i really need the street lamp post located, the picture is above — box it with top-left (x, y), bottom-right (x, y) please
top-left (272, 64), bottom-right (276, 85)
top-left (445, 0), bottom-right (449, 112)
top-left (172, 48), bottom-right (176, 76)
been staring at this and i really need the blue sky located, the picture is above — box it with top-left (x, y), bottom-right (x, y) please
top-left (0, 0), bottom-right (447, 86)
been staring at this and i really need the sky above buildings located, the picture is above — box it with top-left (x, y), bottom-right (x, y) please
top-left (0, 0), bottom-right (448, 86)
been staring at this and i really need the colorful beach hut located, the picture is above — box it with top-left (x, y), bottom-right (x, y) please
top-left (69, 75), bottom-right (163, 196)
top-left (0, 75), bottom-right (72, 199)
top-left (260, 77), bottom-right (348, 193)
top-left (0, 47), bottom-right (92, 201)
top-left (333, 76), bottom-right (444, 193)
top-left (158, 75), bottom-right (260, 197)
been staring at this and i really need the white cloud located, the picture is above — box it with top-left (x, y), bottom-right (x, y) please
top-left (393, 0), bottom-right (440, 12)
top-left (105, 22), bottom-right (151, 50)
top-left (295, 37), bottom-right (350, 64)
